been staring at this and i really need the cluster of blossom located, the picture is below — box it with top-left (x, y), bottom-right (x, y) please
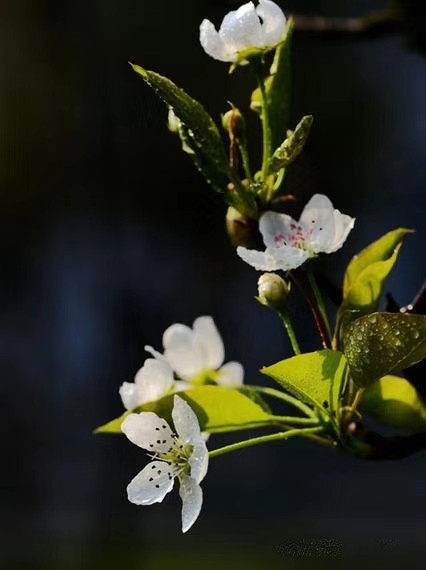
top-left (118, 0), bottom-right (356, 533)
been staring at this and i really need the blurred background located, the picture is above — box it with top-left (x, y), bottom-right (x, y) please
top-left (1, 0), bottom-right (425, 568)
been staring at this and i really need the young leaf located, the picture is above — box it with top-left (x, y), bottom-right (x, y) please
top-left (342, 228), bottom-right (413, 313)
top-left (261, 350), bottom-right (347, 416)
top-left (362, 375), bottom-right (426, 433)
top-left (250, 19), bottom-right (295, 153)
top-left (269, 115), bottom-right (313, 173)
top-left (344, 313), bottom-right (426, 387)
top-left (95, 386), bottom-right (273, 435)
top-left (131, 64), bottom-right (232, 184)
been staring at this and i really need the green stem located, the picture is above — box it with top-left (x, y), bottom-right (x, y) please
top-left (278, 309), bottom-right (301, 355)
top-left (246, 386), bottom-right (317, 419)
top-left (237, 140), bottom-right (254, 183)
top-left (209, 426), bottom-right (324, 458)
top-left (305, 266), bottom-right (332, 347)
top-left (273, 416), bottom-right (321, 426)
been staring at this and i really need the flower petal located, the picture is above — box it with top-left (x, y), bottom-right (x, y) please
top-left (144, 344), bottom-right (167, 362)
top-left (119, 382), bottom-right (143, 411)
top-left (189, 440), bottom-right (209, 484)
top-left (219, 2), bottom-right (263, 53)
top-left (134, 358), bottom-right (174, 402)
top-left (172, 395), bottom-right (203, 445)
top-left (259, 211), bottom-right (295, 248)
top-left (163, 324), bottom-right (205, 380)
top-left (121, 412), bottom-right (175, 454)
top-left (193, 316), bottom-right (225, 370)
top-left (217, 361), bottom-right (244, 387)
top-left (179, 476), bottom-right (203, 533)
top-left (200, 19), bottom-right (234, 62)
top-left (127, 461), bottom-right (174, 506)
top-left (299, 194), bottom-right (355, 253)
top-left (237, 245), bottom-right (308, 271)
top-left (257, 0), bottom-right (287, 46)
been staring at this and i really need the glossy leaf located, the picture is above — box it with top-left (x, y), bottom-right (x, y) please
top-left (131, 64), bottom-right (232, 186)
top-left (95, 386), bottom-right (273, 435)
top-left (251, 19), bottom-right (295, 153)
top-left (261, 349), bottom-right (347, 416)
top-left (269, 115), bottom-right (313, 173)
top-left (343, 228), bottom-right (413, 313)
top-left (362, 375), bottom-right (426, 433)
top-left (344, 313), bottom-right (426, 387)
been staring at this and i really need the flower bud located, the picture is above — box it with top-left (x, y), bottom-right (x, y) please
top-left (225, 207), bottom-right (261, 249)
top-left (222, 107), bottom-right (246, 140)
top-left (257, 273), bottom-right (290, 309)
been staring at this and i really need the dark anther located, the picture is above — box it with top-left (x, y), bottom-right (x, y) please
top-left (155, 484), bottom-right (160, 488)
top-left (322, 400), bottom-right (329, 408)
top-left (158, 470), bottom-right (161, 474)
top-left (149, 477), bottom-right (153, 482)
top-left (157, 440), bottom-right (161, 444)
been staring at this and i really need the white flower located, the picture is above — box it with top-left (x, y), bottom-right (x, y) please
top-left (146, 315), bottom-right (244, 389)
top-left (237, 194), bottom-right (355, 271)
top-left (119, 358), bottom-right (174, 411)
top-left (200, 0), bottom-right (287, 63)
top-left (121, 395), bottom-right (208, 533)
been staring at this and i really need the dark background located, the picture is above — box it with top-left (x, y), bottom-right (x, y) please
top-left (1, 1), bottom-right (425, 568)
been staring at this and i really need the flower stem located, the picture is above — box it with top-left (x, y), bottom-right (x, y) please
top-left (246, 386), bottom-right (317, 419)
top-left (305, 266), bottom-right (332, 343)
top-left (278, 308), bottom-right (301, 355)
top-left (209, 426), bottom-right (324, 458)
top-left (272, 415), bottom-right (321, 426)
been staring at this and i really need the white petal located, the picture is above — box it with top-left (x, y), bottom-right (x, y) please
top-left (144, 344), bottom-right (167, 362)
top-left (217, 361), bottom-right (244, 387)
top-left (179, 476), bottom-right (203, 533)
top-left (174, 380), bottom-right (191, 393)
top-left (237, 246), bottom-right (283, 271)
top-left (189, 440), bottom-right (209, 484)
top-left (193, 316), bottom-right (225, 370)
top-left (172, 395), bottom-right (203, 445)
top-left (219, 2), bottom-right (263, 53)
top-left (299, 194), bottom-right (355, 253)
top-left (121, 412), bottom-right (175, 454)
top-left (259, 211), bottom-right (296, 248)
top-left (237, 245), bottom-right (308, 271)
top-left (199, 19), bottom-right (235, 62)
top-left (127, 461), bottom-right (174, 506)
top-left (257, 0), bottom-right (287, 46)
top-left (134, 358), bottom-right (174, 402)
top-left (119, 382), bottom-right (143, 411)
top-left (163, 324), bottom-right (205, 380)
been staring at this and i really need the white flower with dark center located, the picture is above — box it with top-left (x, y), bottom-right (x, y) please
top-left (237, 194), bottom-right (355, 271)
top-left (200, 0), bottom-right (287, 63)
top-left (121, 395), bottom-right (208, 533)
top-left (119, 358), bottom-right (174, 411)
top-left (146, 315), bottom-right (244, 389)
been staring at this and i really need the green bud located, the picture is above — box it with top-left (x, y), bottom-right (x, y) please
top-left (257, 273), bottom-right (290, 309)
top-left (225, 207), bottom-right (260, 249)
top-left (222, 107), bottom-right (246, 140)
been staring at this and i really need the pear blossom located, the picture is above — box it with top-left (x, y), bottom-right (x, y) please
top-left (119, 358), bottom-right (174, 411)
top-left (146, 315), bottom-right (244, 389)
top-left (121, 395), bottom-right (208, 533)
top-left (237, 194), bottom-right (355, 271)
top-left (200, 0), bottom-right (287, 63)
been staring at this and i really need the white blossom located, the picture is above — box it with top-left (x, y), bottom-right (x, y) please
top-left (121, 395), bottom-right (208, 533)
top-left (200, 0), bottom-right (287, 63)
top-left (119, 358), bottom-right (174, 411)
top-left (237, 194), bottom-right (355, 271)
top-left (146, 315), bottom-right (244, 389)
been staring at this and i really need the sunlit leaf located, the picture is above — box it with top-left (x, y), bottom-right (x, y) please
top-left (269, 115), bottom-right (313, 173)
top-left (344, 313), bottom-right (426, 387)
top-left (362, 375), bottom-right (426, 433)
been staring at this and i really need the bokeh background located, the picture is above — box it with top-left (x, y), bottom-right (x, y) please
top-left (1, 0), bottom-right (425, 568)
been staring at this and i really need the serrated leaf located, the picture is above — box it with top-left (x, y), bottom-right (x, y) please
top-left (95, 386), bottom-right (273, 435)
top-left (343, 228), bottom-right (413, 313)
top-left (250, 19), bottom-right (295, 152)
top-left (261, 350), bottom-right (347, 416)
top-left (344, 313), bottom-right (426, 387)
top-left (131, 64), bottom-right (232, 186)
top-left (362, 375), bottom-right (426, 433)
top-left (269, 115), bottom-right (313, 173)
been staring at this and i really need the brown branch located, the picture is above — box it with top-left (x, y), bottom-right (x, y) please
top-left (292, 9), bottom-right (398, 36)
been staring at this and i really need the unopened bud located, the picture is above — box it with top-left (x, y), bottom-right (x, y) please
top-left (257, 273), bottom-right (290, 309)
top-left (222, 107), bottom-right (245, 139)
top-left (226, 207), bottom-right (260, 249)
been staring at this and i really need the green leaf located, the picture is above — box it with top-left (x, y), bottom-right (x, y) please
top-left (250, 19), bottom-right (295, 152)
top-left (362, 375), bottom-right (426, 433)
top-left (131, 64), bottom-right (232, 188)
top-left (95, 386), bottom-right (273, 435)
top-left (261, 349), bottom-right (347, 417)
top-left (269, 115), bottom-right (313, 173)
top-left (342, 228), bottom-right (413, 313)
top-left (344, 313), bottom-right (426, 387)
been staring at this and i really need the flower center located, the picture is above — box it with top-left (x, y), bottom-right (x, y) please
top-left (158, 438), bottom-right (193, 478)
top-left (274, 223), bottom-right (312, 249)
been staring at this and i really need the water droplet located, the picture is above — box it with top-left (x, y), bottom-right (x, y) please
top-left (412, 330), bottom-right (420, 340)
